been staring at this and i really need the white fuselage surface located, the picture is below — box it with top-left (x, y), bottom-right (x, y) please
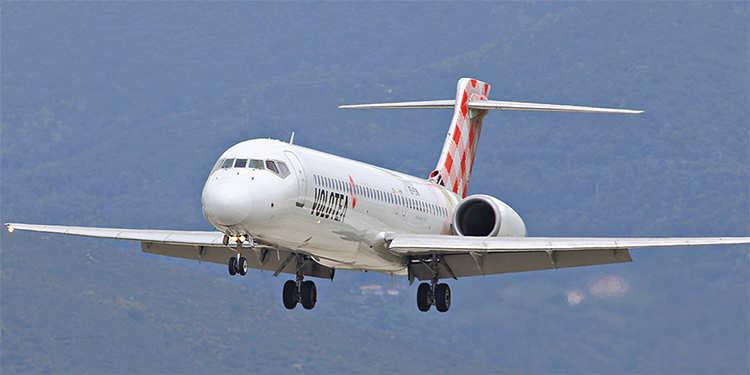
top-left (201, 138), bottom-right (526, 273)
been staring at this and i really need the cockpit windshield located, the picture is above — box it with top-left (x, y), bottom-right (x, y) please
top-left (213, 157), bottom-right (290, 178)
top-left (248, 159), bottom-right (264, 169)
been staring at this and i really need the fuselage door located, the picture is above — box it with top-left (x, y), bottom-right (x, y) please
top-left (284, 151), bottom-right (307, 207)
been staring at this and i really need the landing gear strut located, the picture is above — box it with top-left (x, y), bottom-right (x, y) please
top-left (414, 254), bottom-right (452, 313)
top-left (281, 254), bottom-right (317, 310)
top-left (227, 236), bottom-right (248, 276)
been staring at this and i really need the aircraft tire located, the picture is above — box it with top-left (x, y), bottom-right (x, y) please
top-left (237, 257), bottom-right (248, 276)
top-left (435, 283), bottom-right (451, 312)
top-left (228, 257), bottom-right (237, 276)
top-left (283, 280), bottom-right (298, 309)
top-left (301, 280), bottom-right (317, 310)
top-left (417, 283), bottom-right (432, 312)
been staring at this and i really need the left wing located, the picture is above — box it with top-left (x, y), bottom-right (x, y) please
top-left (387, 234), bottom-right (750, 280)
top-left (5, 223), bottom-right (225, 246)
top-left (4, 223), bottom-right (335, 279)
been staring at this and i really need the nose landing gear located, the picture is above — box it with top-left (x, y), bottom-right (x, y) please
top-left (227, 255), bottom-right (248, 276)
top-left (281, 254), bottom-right (317, 310)
top-left (226, 234), bottom-right (248, 277)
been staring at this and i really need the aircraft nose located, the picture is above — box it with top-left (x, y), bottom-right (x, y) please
top-left (202, 178), bottom-right (252, 227)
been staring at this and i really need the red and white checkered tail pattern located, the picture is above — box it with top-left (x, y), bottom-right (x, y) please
top-left (428, 78), bottom-right (490, 198)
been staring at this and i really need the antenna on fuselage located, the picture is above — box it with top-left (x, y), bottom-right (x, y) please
top-left (289, 131), bottom-right (295, 145)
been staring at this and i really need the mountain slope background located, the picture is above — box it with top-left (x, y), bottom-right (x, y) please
top-left (2, 3), bottom-right (748, 373)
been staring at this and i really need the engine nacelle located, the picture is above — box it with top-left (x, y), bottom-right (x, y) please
top-left (452, 194), bottom-right (527, 237)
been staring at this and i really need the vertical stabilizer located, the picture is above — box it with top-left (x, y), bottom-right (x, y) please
top-left (428, 78), bottom-right (491, 198)
top-left (339, 77), bottom-right (641, 199)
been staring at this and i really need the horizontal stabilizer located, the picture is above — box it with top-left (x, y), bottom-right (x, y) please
top-left (340, 99), bottom-right (642, 114)
top-left (469, 100), bottom-right (642, 114)
top-left (338, 100), bottom-right (455, 109)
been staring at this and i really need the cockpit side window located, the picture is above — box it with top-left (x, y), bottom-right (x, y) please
top-left (265, 160), bottom-right (279, 174)
top-left (211, 159), bottom-right (224, 173)
top-left (221, 159), bottom-right (234, 169)
top-left (248, 159), bottom-right (264, 169)
top-left (263, 160), bottom-right (290, 179)
top-left (234, 159), bottom-right (248, 168)
top-left (276, 161), bottom-right (290, 178)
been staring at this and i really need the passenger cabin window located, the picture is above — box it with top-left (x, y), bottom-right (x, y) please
top-left (234, 159), bottom-right (247, 168)
top-left (221, 159), bottom-right (234, 169)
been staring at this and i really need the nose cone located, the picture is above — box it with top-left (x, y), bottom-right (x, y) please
top-left (202, 178), bottom-right (252, 227)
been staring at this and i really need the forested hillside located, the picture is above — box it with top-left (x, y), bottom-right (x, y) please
top-left (2, 3), bottom-right (748, 373)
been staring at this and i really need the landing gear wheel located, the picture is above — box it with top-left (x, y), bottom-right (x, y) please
top-left (435, 283), bottom-right (451, 312)
top-left (417, 282), bottom-right (432, 312)
top-left (282, 280), bottom-right (298, 309)
top-left (301, 280), bottom-right (317, 310)
top-left (227, 257), bottom-right (237, 276)
top-left (237, 257), bottom-right (248, 276)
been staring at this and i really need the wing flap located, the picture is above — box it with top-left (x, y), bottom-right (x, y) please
top-left (409, 249), bottom-right (631, 280)
top-left (141, 242), bottom-right (335, 279)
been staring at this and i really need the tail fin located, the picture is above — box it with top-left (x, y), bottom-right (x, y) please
top-left (427, 78), bottom-right (490, 197)
top-left (339, 77), bottom-right (642, 198)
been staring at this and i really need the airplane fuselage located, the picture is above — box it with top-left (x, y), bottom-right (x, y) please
top-left (201, 138), bottom-right (526, 273)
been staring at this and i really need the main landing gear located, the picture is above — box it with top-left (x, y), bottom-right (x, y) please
top-left (416, 280), bottom-right (451, 312)
top-left (413, 253), bottom-right (452, 313)
top-left (222, 234), bottom-right (318, 310)
top-left (282, 254), bottom-right (317, 310)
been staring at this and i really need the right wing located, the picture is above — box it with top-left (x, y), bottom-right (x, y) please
top-left (388, 234), bottom-right (750, 254)
top-left (387, 234), bottom-right (750, 280)
top-left (4, 223), bottom-right (335, 279)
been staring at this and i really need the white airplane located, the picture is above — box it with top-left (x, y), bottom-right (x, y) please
top-left (5, 78), bottom-right (749, 313)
